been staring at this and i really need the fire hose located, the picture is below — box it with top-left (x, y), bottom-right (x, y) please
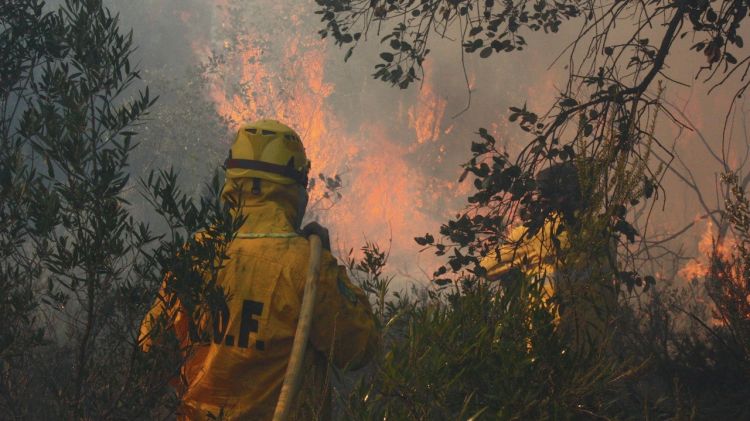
top-left (272, 234), bottom-right (323, 421)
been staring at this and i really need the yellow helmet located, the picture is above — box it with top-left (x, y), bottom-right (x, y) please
top-left (224, 119), bottom-right (310, 187)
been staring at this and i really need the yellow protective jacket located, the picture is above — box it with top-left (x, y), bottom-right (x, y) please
top-left (480, 217), bottom-right (617, 349)
top-left (480, 219), bottom-right (566, 298)
top-left (140, 180), bottom-right (378, 420)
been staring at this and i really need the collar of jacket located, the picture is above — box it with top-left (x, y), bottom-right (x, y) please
top-left (222, 178), bottom-right (306, 235)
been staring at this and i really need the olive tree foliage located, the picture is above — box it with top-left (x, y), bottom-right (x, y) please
top-left (127, 65), bottom-right (228, 199)
top-left (315, 0), bottom-right (749, 283)
top-left (0, 1), bottom-right (235, 419)
top-left (0, 0), bottom-right (48, 370)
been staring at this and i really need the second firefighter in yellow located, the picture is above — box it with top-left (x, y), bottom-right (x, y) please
top-left (480, 162), bottom-right (617, 350)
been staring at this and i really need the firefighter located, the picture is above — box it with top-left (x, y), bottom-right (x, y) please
top-left (139, 119), bottom-right (378, 420)
top-left (480, 161), bottom-right (617, 351)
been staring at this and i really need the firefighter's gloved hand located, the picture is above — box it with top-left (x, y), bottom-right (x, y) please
top-left (301, 222), bottom-right (331, 251)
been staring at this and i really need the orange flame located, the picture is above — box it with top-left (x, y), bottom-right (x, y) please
top-left (679, 220), bottom-right (735, 280)
top-left (408, 74), bottom-right (447, 145)
top-left (203, 3), bottom-right (466, 277)
top-left (676, 221), bottom-right (750, 326)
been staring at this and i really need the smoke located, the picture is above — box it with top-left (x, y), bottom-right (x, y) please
top-left (112, 0), bottom-right (749, 285)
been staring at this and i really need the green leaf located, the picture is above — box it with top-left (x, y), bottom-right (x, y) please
top-left (706, 8), bottom-right (717, 23)
top-left (559, 97), bottom-right (578, 107)
top-left (415, 233), bottom-right (434, 246)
